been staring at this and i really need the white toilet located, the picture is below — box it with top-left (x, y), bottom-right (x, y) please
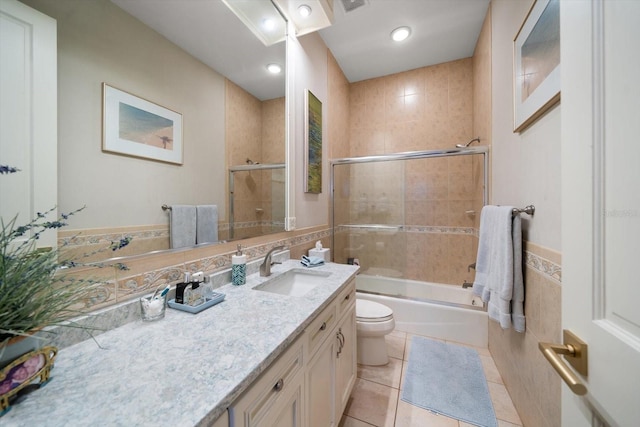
top-left (356, 298), bottom-right (395, 366)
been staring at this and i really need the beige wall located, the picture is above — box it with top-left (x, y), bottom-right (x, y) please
top-left (291, 32), bottom-right (330, 229)
top-left (481, 1), bottom-right (563, 426)
top-left (490, 0), bottom-right (561, 251)
top-left (23, 0), bottom-right (226, 233)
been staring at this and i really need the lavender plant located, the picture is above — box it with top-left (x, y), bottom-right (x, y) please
top-left (0, 166), bottom-right (131, 346)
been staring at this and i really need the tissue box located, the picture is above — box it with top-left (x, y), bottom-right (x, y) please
top-left (308, 248), bottom-right (330, 262)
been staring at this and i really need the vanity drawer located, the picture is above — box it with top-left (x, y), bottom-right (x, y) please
top-left (305, 300), bottom-right (338, 356)
top-left (336, 278), bottom-right (356, 318)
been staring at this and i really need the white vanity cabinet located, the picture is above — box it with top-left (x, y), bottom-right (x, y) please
top-left (334, 304), bottom-right (356, 417)
top-left (305, 278), bottom-right (356, 427)
top-left (305, 298), bottom-right (339, 426)
top-left (229, 277), bottom-right (357, 427)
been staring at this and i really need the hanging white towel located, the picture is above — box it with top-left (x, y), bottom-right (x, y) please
top-left (196, 205), bottom-right (218, 244)
top-left (170, 205), bottom-right (196, 249)
top-left (472, 205), bottom-right (525, 332)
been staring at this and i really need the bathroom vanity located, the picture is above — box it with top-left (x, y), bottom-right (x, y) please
top-left (1, 259), bottom-right (358, 426)
top-left (230, 273), bottom-right (356, 426)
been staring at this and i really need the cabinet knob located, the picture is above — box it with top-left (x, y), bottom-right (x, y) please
top-left (274, 378), bottom-right (284, 392)
top-left (320, 322), bottom-right (327, 331)
top-left (344, 294), bottom-right (350, 300)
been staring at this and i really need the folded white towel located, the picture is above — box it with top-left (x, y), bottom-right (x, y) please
top-left (301, 255), bottom-right (325, 267)
top-left (472, 205), bottom-right (525, 332)
top-left (196, 205), bottom-right (218, 244)
top-left (170, 205), bottom-right (196, 249)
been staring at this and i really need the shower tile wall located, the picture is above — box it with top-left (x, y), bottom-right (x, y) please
top-left (261, 97), bottom-right (285, 164)
top-left (225, 80), bottom-right (285, 237)
top-left (344, 59), bottom-right (482, 286)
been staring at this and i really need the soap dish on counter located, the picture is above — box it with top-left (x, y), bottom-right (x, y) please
top-left (167, 292), bottom-right (225, 314)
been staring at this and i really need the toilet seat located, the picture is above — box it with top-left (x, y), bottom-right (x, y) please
top-left (356, 299), bottom-right (393, 323)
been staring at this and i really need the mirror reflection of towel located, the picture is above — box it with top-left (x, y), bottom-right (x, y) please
top-left (196, 205), bottom-right (218, 244)
top-left (170, 205), bottom-right (196, 249)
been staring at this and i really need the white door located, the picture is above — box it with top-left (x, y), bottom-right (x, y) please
top-left (0, 0), bottom-right (57, 248)
top-left (561, 1), bottom-right (640, 425)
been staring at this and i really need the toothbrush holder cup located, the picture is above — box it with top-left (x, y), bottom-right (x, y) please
top-left (140, 293), bottom-right (168, 321)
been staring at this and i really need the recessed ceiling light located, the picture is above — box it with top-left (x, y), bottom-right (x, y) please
top-left (298, 4), bottom-right (312, 17)
top-left (262, 18), bottom-right (275, 31)
top-left (266, 63), bottom-right (282, 74)
top-left (391, 26), bottom-right (411, 42)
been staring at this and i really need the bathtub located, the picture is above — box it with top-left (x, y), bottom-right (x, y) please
top-left (355, 274), bottom-right (488, 348)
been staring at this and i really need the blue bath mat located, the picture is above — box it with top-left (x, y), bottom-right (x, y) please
top-left (401, 336), bottom-right (498, 427)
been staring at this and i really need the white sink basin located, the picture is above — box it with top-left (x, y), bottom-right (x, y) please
top-left (254, 269), bottom-right (331, 297)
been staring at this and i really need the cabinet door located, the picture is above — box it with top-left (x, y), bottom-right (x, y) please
top-left (306, 334), bottom-right (336, 427)
top-left (335, 305), bottom-right (357, 417)
top-left (260, 372), bottom-right (304, 427)
top-left (230, 337), bottom-right (304, 427)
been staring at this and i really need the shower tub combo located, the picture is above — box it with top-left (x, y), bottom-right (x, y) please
top-left (331, 146), bottom-right (489, 348)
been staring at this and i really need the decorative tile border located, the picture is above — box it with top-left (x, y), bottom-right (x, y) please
top-left (60, 221), bottom-right (286, 247)
top-left (524, 250), bottom-right (562, 283)
top-left (115, 228), bottom-right (332, 304)
top-left (335, 225), bottom-right (562, 283)
top-left (58, 226), bottom-right (169, 247)
top-left (335, 224), bottom-right (478, 236)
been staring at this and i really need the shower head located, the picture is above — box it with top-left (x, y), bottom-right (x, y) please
top-left (456, 137), bottom-right (481, 148)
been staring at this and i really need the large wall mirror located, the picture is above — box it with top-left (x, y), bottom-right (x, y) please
top-left (20, 0), bottom-right (287, 263)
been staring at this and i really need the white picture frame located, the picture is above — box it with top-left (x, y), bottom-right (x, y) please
top-left (513, 0), bottom-right (561, 133)
top-left (102, 83), bottom-right (183, 164)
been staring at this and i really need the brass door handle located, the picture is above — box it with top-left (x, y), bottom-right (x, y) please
top-left (539, 330), bottom-right (588, 396)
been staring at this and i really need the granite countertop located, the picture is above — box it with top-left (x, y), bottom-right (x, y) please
top-left (3, 260), bottom-right (359, 426)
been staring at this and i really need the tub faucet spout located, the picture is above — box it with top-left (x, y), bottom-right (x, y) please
top-left (462, 281), bottom-right (474, 289)
top-left (260, 246), bottom-right (285, 277)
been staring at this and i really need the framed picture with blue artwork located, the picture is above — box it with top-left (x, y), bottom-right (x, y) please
top-left (102, 83), bottom-right (183, 164)
top-left (304, 89), bottom-right (322, 193)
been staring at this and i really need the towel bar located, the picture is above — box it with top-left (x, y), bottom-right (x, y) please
top-left (162, 204), bottom-right (172, 211)
top-left (512, 205), bottom-right (535, 216)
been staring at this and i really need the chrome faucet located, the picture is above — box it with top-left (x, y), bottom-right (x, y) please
top-left (260, 246), bottom-right (285, 277)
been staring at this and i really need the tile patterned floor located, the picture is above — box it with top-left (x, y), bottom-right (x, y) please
top-left (340, 330), bottom-right (523, 427)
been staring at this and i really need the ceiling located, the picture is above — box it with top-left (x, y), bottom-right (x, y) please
top-left (320, 0), bottom-right (490, 82)
top-left (111, 0), bottom-right (490, 100)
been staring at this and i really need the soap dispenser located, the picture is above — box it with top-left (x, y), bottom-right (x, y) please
top-left (232, 245), bottom-right (247, 286)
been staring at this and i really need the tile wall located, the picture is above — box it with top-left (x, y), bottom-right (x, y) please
top-left (488, 243), bottom-right (562, 427)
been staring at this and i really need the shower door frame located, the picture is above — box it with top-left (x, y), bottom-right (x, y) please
top-left (228, 163), bottom-right (286, 240)
top-left (329, 146), bottom-right (489, 262)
